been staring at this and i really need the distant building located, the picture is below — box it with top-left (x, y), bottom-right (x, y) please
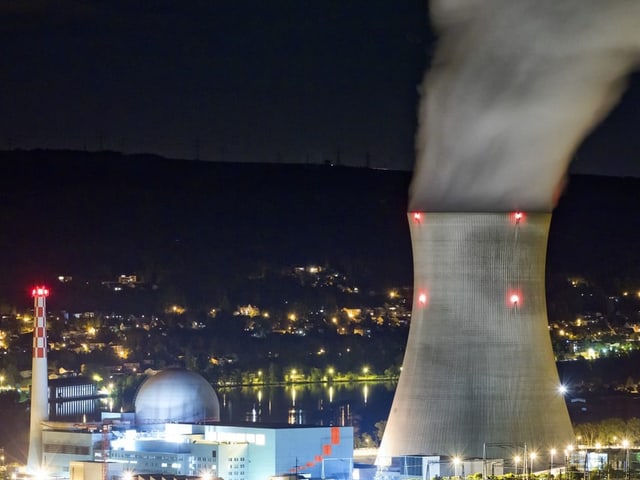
top-left (100, 274), bottom-right (144, 291)
top-left (48, 376), bottom-right (102, 419)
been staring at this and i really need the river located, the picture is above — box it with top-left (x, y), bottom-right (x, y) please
top-left (216, 381), bottom-right (397, 437)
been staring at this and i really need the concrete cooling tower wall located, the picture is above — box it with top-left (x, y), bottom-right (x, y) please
top-left (378, 0), bottom-right (640, 463)
top-left (377, 212), bottom-right (574, 461)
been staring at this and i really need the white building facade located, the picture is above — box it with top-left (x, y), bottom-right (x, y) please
top-left (44, 422), bottom-right (353, 480)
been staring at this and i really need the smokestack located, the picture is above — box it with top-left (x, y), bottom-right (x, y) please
top-left (378, 212), bottom-right (573, 460)
top-left (27, 285), bottom-right (50, 474)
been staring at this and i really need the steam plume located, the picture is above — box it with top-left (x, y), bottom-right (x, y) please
top-left (410, 0), bottom-right (640, 212)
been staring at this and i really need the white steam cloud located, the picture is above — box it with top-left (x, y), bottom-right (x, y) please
top-left (409, 0), bottom-right (640, 212)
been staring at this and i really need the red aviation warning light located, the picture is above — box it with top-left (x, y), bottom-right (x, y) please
top-left (418, 292), bottom-right (428, 306)
top-left (412, 212), bottom-right (423, 223)
top-left (31, 286), bottom-right (50, 297)
top-left (508, 291), bottom-right (522, 308)
top-left (512, 211), bottom-right (524, 225)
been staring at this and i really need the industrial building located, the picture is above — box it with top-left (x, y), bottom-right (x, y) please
top-left (24, 289), bottom-right (353, 480)
top-left (38, 368), bottom-right (353, 480)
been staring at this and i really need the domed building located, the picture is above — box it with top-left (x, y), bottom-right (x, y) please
top-left (134, 368), bottom-right (220, 429)
top-left (41, 368), bottom-right (353, 480)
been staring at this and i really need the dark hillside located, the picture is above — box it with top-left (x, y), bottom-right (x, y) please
top-left (1, 149), bottom-right (639, 310)
top-left (0, 149), bottom-right (413, 308)
top-left (548, 174), bottom-right (640, 289)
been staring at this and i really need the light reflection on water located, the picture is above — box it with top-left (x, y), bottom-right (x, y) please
top-left (216, 381), bottom-right (396, 435)
top-left (48, 380), bottom-right (397, 437)
top-left (1, 382), bottom-right (393, 471)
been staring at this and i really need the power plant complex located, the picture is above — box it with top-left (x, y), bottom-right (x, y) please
top-left (20, 214), bottom-right (576, 479)
top-left (20, 216), bottom-right (580, 479)
top-left (40, 368), bottom-right (353, 480)
top-left (19, 2), bottom-right (640, 476)
top-left (21, 287), bottom-right (354, 480)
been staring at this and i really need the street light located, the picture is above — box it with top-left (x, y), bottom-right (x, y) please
top-left (565, 445), bottom-right (574, 480)
top-left (453, 456), bottom-right (461, 478)
top-left (530, 452), bottom-right (537, 480)
top-left (453, 456), bottom-right (464, 479)
top-left (550, 448), bottom-right (557, 479)
top-left (515, 456), bottom-right (522, 478)
top-left (593, 442), bottom-right (603, 480)
top-left (623, 439), bottom-right (630, 480)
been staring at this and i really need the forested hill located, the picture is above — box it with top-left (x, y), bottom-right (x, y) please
top-left (548, 173), bottom-right (640, 289)
top-left (0, 149), bottom-right (639, 308)
top-left (0, 149), bottom-right (412, 307)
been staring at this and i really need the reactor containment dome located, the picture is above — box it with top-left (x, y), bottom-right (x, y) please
top-left (134, 368), bottom-right (220, 429)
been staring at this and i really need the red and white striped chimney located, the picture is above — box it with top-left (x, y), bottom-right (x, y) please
top-left (27, 285), bottom-right (50, 474)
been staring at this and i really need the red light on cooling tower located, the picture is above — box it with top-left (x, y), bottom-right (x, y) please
top-left (512, 211), bottom-right (524, 224)
top-left (412, 212), bottom-right (422, 223)
top-left (31, 286), bottom-right (50, 297)
top-left (418, 292), bottom-right (428, 306)
top-left (508, 292), bottom-right (522, 308)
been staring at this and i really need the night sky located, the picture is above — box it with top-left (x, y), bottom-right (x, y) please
top-left (1, 1), bottom-right (639, 176)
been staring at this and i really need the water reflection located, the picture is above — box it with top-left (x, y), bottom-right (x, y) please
top-left (51, 398), bottom-right (101, 419)
top-left (217, 380), bottom-right (396, 435)
top-left (288, 406), bottom-right (305, 424)
top-left (48, 380), bottom-right (396, 437)
top-left (1, 380), bottom-right (395, 467)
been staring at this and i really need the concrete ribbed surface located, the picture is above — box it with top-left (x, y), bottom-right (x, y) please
top-left (378, 212), bottom-right (574, 461)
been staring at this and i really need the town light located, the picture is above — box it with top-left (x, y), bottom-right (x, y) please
top-left (623, 439), bottom-right (630, 480)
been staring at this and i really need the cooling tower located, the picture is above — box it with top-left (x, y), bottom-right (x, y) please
top-left (377, 212), bottom-right (574, 461)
